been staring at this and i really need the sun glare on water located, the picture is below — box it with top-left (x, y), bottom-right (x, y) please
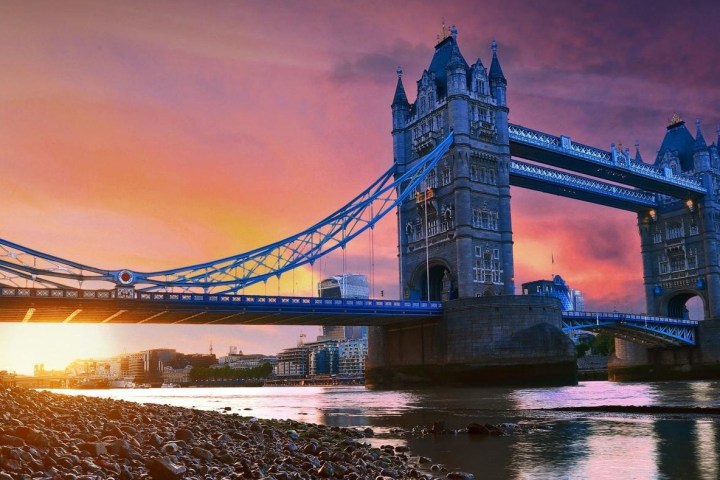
top-left (0, 324), bottom-right (118, 375)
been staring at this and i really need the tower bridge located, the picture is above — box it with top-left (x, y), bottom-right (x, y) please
top-left (3, 27), bottom-right (720, 384)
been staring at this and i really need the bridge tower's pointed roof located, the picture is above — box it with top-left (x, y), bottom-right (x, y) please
top-left (634, 143), bottom-right (643, 163)
top-left (392, 66), bottom-right (409, 107)
top-left (694, 119), bottom-right (708, 151)
top-left (489, 40), bottom-right (506, 85)
top-left (426, 32), bottom-right (469, 98)
top-left (655, 113), bottom-right (696, 172)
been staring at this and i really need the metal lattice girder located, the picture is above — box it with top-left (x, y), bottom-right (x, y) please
top-left (508, 123), bottom-right (705, 195)
top-left (0, 133), bottom-right (454, 293)
top-left (510, 160), bottom-right (657, 211)
top-left (562, 311), bottom-right (697, 346)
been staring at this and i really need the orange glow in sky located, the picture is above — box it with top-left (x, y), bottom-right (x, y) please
top-left (1, 1), bottom-right (719, 374)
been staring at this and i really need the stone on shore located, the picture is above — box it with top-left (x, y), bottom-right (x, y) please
top-left (0, 387), bottom-right (443, 479)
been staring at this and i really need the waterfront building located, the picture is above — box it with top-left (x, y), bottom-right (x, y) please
top-left (522, 275), bottom-right (585, 311)
top-left (308, 340), bottom-right (340, 376)
top-left (0, 370), bottom-right (15, 387)
top-left (218, 347), bottom-right (276, 369)
top-left (338, 337), bottom-right (368, 378)
top-left (275, 345), bottom-right (310, 378)
top-left (162, 365), bottom-right (192, 385)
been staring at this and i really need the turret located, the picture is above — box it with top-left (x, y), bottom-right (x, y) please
top-left (392, 66), bottom-right (410, 132)
top-left (634, 142), bottom-right (644, 163)
top-left (442, 26), bottom-right (469, 136)
top-left (694, 119), bottom-right (711, 172)
top-left (489, 40), bottom-right (507, 106)
top-left (392, 66), bottom-right (410, 167)
top-left (446, 26), bottom-right (467, 96)
top-left (489, 40), bottom-right (509, 144)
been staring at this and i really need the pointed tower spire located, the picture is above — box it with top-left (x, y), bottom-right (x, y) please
top-left (392, 66), bottom-right (409, 107)
top-left (695, 118), bottom-right (708, 151)
top-left (634, 142), bottom-right (643, 163)
top-left (489, 39), bottom-right (506, 85)
top-left (447, 38), bottom-right (465, 68)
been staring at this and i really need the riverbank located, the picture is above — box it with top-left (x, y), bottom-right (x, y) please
top-left (0, 387), bottom-right (459, 479)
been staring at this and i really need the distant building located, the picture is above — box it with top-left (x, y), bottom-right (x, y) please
top-left (308, 340), bottom-right (339, 376)
top-left (276, 336), bottom-right (368, 379)
top-left (317, 273), bottom-right (370, 299)
top-left (317, 274), bottom-right (370, 343)
top-left (218, 347), bottom-right (276, 370)
top-left (162, 365), bottom-right (192, 385)
top-left (522, 275), bottom-right (585, 311)
top-left (275, 345), bottom-right (310, 378)
top-left (338, 337), bottom-right (368, 378)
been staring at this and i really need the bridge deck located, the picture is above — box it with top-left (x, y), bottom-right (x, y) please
top-left (0, 288), bottom-right (443, 326)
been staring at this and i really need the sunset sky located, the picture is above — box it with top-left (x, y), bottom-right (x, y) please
top-left (1, 0), bottom-right (719, 374)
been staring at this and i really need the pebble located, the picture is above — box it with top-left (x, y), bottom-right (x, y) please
top-left (0, 387), bottom-right (439, 479)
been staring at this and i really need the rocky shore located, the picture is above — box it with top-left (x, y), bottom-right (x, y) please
top-left (0, 387), bottom-right (478, 480)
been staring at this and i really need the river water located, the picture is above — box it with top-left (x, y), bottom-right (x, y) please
top-left (58, 380), bottom-right (720, 479)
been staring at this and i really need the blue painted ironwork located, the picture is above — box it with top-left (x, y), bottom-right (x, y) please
top-left (0, 133), bottom-right (454, 294)
top-left (0, 286), bottom-right (443, 325)
top-left (508, 123), bottom-right (706, 195)
top-left (510, 160), bottom-right (657, 211)
top-left (562, 311), bottom-right (697, 346)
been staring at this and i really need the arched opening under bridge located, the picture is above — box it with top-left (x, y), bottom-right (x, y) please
top-left (667, 292), bottom-right (706, 320)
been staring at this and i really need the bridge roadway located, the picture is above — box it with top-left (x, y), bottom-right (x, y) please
top-left (0, 287), bottom-right (698, 346)
top-left (0, 287), bottom-right (443, 326)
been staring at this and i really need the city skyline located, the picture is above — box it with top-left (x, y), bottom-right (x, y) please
top-left (2, 0), bottom-right (720, 374)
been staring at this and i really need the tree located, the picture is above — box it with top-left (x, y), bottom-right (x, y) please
top-left (591, 333), bottom-right (615, 356)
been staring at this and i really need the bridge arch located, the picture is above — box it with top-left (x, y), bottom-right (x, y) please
top-left (408, 259), bottom-right (456, 301)
top-left (667, 291), bottom-right (706, 320)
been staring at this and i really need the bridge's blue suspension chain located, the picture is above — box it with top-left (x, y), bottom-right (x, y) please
top-left (0, 133), bottom-right (454, 294)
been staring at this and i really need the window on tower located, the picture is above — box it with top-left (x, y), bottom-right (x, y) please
top-left (441, 165), bottom-right (452, 185)
top-left (426, 170), bottom-right (437, 189)
top-left (470, 163), bottom-right (478, 181)
top-left (666, 221), bottom-right (683, 240)
top-left (473, 246), bottom-right (502, 284)
top-left (472, 209), bottom-right (498, 230)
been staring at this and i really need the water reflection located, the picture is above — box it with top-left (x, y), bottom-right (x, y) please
top-left (55, 381), bottom-right (720, 478)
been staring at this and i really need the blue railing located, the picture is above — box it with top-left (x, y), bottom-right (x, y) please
top-left (562, 311), bottom-right (698, 346)
top-left (0, 286), bottom-right (443, 316)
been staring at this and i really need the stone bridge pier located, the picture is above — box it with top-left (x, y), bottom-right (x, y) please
top-left (366, 296), bottom-right (576, 387)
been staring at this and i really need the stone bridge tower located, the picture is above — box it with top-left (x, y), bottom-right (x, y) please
top-left (614, 116), bottom-right (720, 380)
top-left (392, 26), bottom-right (515, 301)
top-left (367, 27), bottom-right (576, 387)
top-left (638, 116), bottom-right (720, 321)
